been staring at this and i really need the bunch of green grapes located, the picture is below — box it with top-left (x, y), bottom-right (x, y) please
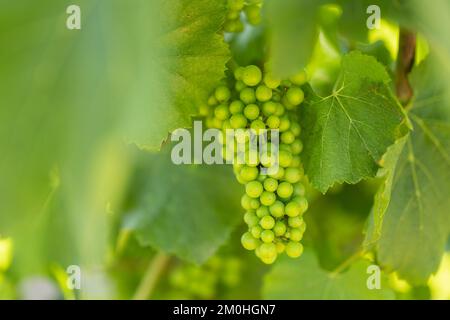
top-left (166, 256), bottom-right (242, 299)
top-left (202, 65), bottom-right (309, 264)
top-left (224, 0), bottom-right (263, 33)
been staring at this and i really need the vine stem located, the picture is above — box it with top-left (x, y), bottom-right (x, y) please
top-left (133, 252), bottom-right (171, 300)
top-left (396, 28), bottom-right (417, 105)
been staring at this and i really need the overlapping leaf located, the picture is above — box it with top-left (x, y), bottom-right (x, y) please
top-left (263, 250), bottom-right (394, 299)
top-left (301, 51), bottom-right (406, 193)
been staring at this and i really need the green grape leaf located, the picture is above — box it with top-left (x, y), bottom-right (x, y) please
top-left (365, 59), bottom-right (450, 284)
top-left (263, 250), bottom-right (395, 299)
top-left (124, 147), bottom-right (243, 264)
top-left (301, 51), bottom-right (407, 193)
top-left (0, 0), bottom-right (229, 275)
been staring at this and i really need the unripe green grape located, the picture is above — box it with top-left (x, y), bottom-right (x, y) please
top-left (250, 119), bottom-right (266, 134)
top-left (229, 100), bottom-right (244, 114)
top-left (279, 150), bottom-right (293, 168)
top-left (250, 198), bottom-right (260, 210)
top-left (241, 65), bottom-right (262, 87)
top-left (245, 4), bottom-right (262, 25)
top-left (241, 232), bottom-right (259, 250)
top-left (281, 131), bottom-right (295, 144)
top-left (289, 228), bottom-right (304, 242)
top-left (240, 87), bottom-right (256, 104)
top-left (293, 196), bottom-right (308, 214)
top-left (281, 79), bottom-right (292, 87)
top-left (263, 177), bottom-right (278, 192)
top-left (286, 87), bottom-right (304, 106)
top-left (262, 101), bottom-right (277, 116)
top-left (279, 143), bottom-right (291, 153)
top-left (244, 104), bottom-right (260, 120)
top-left (261, 230), bottom-right (275, 243)
top-left (259, 215), bottom-right (275, 229)
top-left (288, 216), bottom-right (304, 228)
top-left (235, 80), bottom-right (246, 91)
top-left (276, 242), bottom-right (286, 253)
top-left (246, 180), bottom-right (263, 198)
top-left (263, 73), bottom-right (281, 89)
top-left (214, 104), bottom-right (230, 120)
top-left (251, 225), bottom-right (263, 238)
top-left (230, 113), bottom-right (248, 129)
top-left (227, 0), bottom-right (245, 11)
top-left (227, 10), bottom-right (240, 20)
top-left (208, 95), bottom-right (218, 106)
top-left (291, 139), bottom-right (303, 154)
top-left (256, 85), bottom-right (272, 102)
top-left (256, 205), bottom-right (270, 218)
top-left (266, 115), bottom-right (280, 129)
top-left (289, 70), bottom-right (308, 85)
top-left (215, 86), bottom-right (231, 103)
top-left (245, 148), bottom-right (260, 167)
top-left (273, 221), bottom-right (287, 236)
top-left (293, 183), bottom-right (306, 197)
top-left (235, 174), bottom-right (247, 185)
top-left (277, 181), bottom-right (293, 199)
top-left (275, 103), bottom-right (285, 116)
top-left (258, 243), bottom-right (277, 260)
top-left (279, 116), bottom-right (291, 132)
top-left (290, 122), bottom-right (301, 136)
top-left (239, 166), bottom-right (259, 182)
top-left (285, 241), bottom-right (303, 258)
top-left (244, 211), bottom-right (259, 227)
top-left (284, 167), bottom-right (302, 184)
top-left (285, 201), bottom-right (301, 217)
top-left (268, 167), bottom-right (284, 180)
top-left (269, 200), bottom-right (285, 218)
top-left (257, 174), bottom-right (266, 182)
top-left (260, 255), bottom-right (277, 264)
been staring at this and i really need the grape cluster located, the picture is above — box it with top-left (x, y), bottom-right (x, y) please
top-left (166, 256), bottom-right (242, 299)
top-left (224, 0), bottom-right (263, 33)
top-left (202, 64), bottom-right (309, 264)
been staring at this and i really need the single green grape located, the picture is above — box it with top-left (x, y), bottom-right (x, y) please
top-left (240, 87), bottom-right (256, 104)
top-left (214, 104), bottom-right (230, 120)
top-left (286, 87), bottom-right (304, 106)
top-left (215, 85), bottom-right (231, 102)
top-left (256, 85), bottom-right (272, 102)
top-left (279, 116), bottom-right (291, 132)
top-left (285, 241), bottom-right (303, 258)
top-left (277, 181), bottom-right (293, 198)
top-left (273, 221), bottom-right (287, 236)
top-left (288, 216), bottom-right (303, 228)
top-left (246, 180), bottom-right (264, 198)
top-left (251, 225), bottom-right (263, 238)
top-left (241, 232), bottom-right (259, 250)
top-left (229, 100), bottom-right (244, 114)
top-left (244, 211), bottom-right (259, 227)
top-left (256, 205), bottom-right (270, 218)
top-left (241, 65), bottom-right (262, 87)
top-left (262, 101), bottom-right (277, 116)
top-left (290, 122), bottom-right (301, 136)
top-left (261, 230), bottom-right (275, 243)
top-left (293, 196), bottom-right (308, 215)
top-left (263, 177), bottom-right (278, 192)
top-left (263, 73), bottom-right (281, 89)
top-left (269, 200), bottom-right (285, 218)
top-left (291, 139), bottom-right (303, 154)
top-left (276, 242), bottom-right (285, 253)
top-left (289, 227), bottom-right (304, 242)
top-left (230, 113), bottom-right (248, 129)
top-left (227, 0), bottom-right (245, 11)
top-left (239, 166), bottom-right (259, 182)
top-left (279, 150), bottom-right (293, 168)
top-left (266, 115), bottom-right (280, 129)
top-left (281, 131), bottom-right (295, 144)
top-left (285, 201), bottom-right (301, 217)
top-left (289, 70), bottom-right (308, 85)
top-left (293, 183), bottom-right (306, 197)
top-left (259, 215), bottom-right (275, 229)
top-left (244, 104), bottom-right (260, 120)
top-left (284, 167), bottom-right (302, 184)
